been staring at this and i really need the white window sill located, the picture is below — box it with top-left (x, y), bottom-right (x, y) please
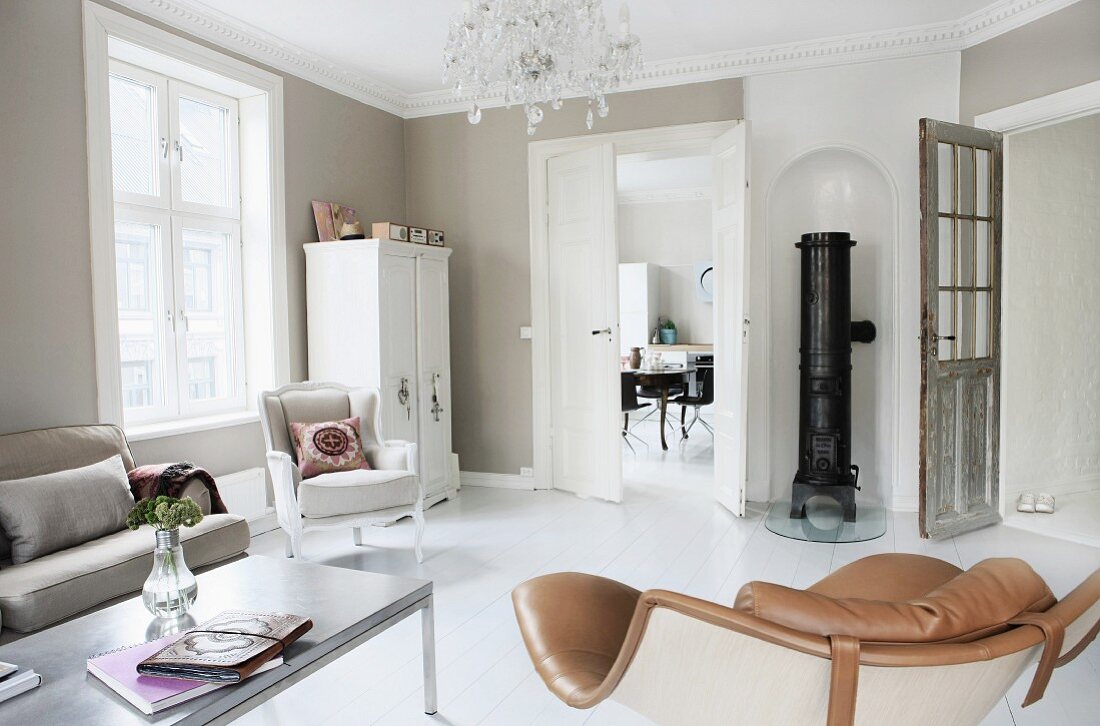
top-left (126, 410), bottom-right (260, 442)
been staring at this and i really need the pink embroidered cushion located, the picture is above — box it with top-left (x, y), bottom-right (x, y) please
top-left (289, 417), bottom-right (372, 479)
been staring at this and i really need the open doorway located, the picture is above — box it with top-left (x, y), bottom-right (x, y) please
top-left (617, 150), bottom-right (715, 490)
top-left (979, 86), bottom-right (1100, 547)
top-left (529, 121), bottom-right (749, 516)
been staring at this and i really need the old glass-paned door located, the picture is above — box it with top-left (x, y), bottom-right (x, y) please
top-left (919, 118), bottom-right (1003, 539)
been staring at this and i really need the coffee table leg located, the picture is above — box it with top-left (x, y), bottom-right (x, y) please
top-left (422, 595), bottom-right (438, 715)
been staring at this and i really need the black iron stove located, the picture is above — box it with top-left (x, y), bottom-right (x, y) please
top-left (790, 232), bottom-right (875, 522)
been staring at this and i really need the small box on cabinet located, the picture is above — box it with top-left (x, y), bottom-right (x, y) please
top-left (409, 227), bottom-right (428, 244)
top-left (372, 222), bottom-right (408, 242)
top-left (427, 229), bottom-right (445, 247)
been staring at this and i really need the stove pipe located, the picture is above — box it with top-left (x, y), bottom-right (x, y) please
top-left (790, 232), bottom-right (875, 523)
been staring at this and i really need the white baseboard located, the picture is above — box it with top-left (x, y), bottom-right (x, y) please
top-left (891, 494), bottom-right (919, 513)
top-left (1006, 474), bottom-right (1100, 500)
top-left (461, 471), bottom-right (537, 491)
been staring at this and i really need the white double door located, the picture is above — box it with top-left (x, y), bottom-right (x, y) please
top-left (379, 252), bottom-right (452, 502)
top-left (545, 123), bottom-right (751, 516)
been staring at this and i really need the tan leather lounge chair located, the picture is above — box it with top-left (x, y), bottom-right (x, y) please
top-left (512, 554), bottom-right (1100, 726)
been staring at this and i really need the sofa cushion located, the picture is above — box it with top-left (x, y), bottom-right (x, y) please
top-left (298, 469), bottom-right (417, 518)
top-left (0, 455), bottom-right (134, 565)
top-left (0, 514), bottom-right (249, 633)
top-left (0, 425), bottom-right (136, 563)
top-left (733, 556), bottom-right (1056, 644)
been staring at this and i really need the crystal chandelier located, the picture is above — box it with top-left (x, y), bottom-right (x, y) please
top-left (443, 1), bottom-right (643, 135)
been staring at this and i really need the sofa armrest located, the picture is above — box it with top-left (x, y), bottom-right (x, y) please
top-left (266, 451), bottom-right (302, 533)
top-left (177, 478), bottom-right (213, 515)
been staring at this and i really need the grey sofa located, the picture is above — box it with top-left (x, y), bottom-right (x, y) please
top-left (0, 425), bottom-right (250, 634)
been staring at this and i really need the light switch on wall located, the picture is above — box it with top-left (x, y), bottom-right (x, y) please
top-left (519, 326), bottom-right (532, 340)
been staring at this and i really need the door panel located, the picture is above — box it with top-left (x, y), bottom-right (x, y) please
top-left (547, 144), bottom-right (621, 501)
top-left (919, 118), bottom-right (1002, 538)
top-left (417, 255), bottom-right (452, 499)
top-left (712, 122), bottom-right (751, 517)
top-left (379, 254), bottom-right (419, 445)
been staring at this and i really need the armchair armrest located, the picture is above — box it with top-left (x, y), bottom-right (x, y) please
top-left (366, 440), bottom-right (418, 475)
top-left (266, 451), bottom-right (303, 532)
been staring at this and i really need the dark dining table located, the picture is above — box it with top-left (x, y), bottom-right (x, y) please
top-left (625, 366), bottom-right (696, 450)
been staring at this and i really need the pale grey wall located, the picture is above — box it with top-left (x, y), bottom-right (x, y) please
top-left (0, 0), bottom-right (405, 478)
top-left (404, 80), bottom-right (743, 474)
top-left (961, 0), bottom-right (1100, 123)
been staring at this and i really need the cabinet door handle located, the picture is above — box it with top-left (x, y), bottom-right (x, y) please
top-left (591, 328), bottom-right (612, 336)
top-left (397, 377), bottom-right (411, 420)
top-left (431, 373), bottom-right (444, 422)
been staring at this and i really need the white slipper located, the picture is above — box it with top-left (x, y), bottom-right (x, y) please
top-left (1016, 492), bottom-right (1036, 513)
top-left (1035, 493), bottom-right (1055, 514)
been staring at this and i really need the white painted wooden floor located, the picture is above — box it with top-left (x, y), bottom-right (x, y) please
top-left (236, 436), bottom-right (1100, 726)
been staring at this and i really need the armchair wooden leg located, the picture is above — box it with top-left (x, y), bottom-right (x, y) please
top-left (285, 530), bottom-right (303, 560)
top-left (413, 508), bottom-right (426, 564)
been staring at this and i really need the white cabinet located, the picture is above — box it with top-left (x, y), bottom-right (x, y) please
top-left (305, 239), bottom-right (456, 506)
top-left (618, 262), bottom-right (658, 355)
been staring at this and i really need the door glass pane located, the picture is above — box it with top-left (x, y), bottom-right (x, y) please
top-left (976, 148), bottom-right (991, 217)
top-left (178, 96), bottom-right (230, 208)
top-left (958, 220), bottom-right (975, 287)
top-left (938, 217), bottom-right (954, 285)
top-left (976, 292), bottom-right (990, 358)
top-left (958, 146), bottom-right (976, 216)
top-left (956, 291), bottom-right (975, 360)
top-left (937, 290), bottom-right (954, 361)
top-left (937, 143), bottom-right (954, 214)
top-left (181, 227), bottom-right (233, 402)
top-left (115, 219), bottom-right (167, 412)
top-left (976, 221), bottom-right (990, 288)
top-left (109, 74), bottom-right (158, 197)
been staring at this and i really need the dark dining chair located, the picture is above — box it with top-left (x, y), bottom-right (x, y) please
top-left (631, 373), bottom-right (684, 436)
top-left (672, 365), bottom-right (714, 441)
top-left (620, 372), bottom-right (650, 453)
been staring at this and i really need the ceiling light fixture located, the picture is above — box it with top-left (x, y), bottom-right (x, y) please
top-left (443, 1), bottom-right (643, 135)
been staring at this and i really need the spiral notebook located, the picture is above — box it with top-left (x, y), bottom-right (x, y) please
top-left (87, 633), bottom-right (282, 715)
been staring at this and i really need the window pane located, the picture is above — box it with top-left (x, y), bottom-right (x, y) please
top-left (178, 96), bottom-right (230, 208)
top-left (937, 143), bottom-right (954, 214)
top-left (976, 148), bottom-right (991, 217)
top-left (115, 219), bottom-right (168, 413)
top-left (958, 146), bottom-right (976, 216)
top-left (109, 74), bottom-right (158, 197)
top-left (181, 227), bottom-right (234, 402)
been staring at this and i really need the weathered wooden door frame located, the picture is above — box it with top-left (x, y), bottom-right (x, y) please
top-left (918, 118), bottom-right (1003, 539)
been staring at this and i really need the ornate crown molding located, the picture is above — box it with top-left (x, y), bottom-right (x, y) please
top-left (107, 0), bottom-right (1080, 119)
top-left (108, 0), bottom-right (407, 116)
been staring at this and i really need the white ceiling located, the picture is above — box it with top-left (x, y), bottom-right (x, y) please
top-left (205, 0), bottom-right (994, 94)
top-left (113, 0), bottom-right (1079, 117)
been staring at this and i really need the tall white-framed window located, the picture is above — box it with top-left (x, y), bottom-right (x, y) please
top-left (84, 1), bottom-right (290, 439)
top-left (109, 58), bottom-right (246, 426)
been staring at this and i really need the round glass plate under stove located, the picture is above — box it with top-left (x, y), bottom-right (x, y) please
top-left (765, 497), bottom-right (887, 543)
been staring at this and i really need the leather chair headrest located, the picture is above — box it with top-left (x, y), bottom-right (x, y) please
top-left (734, 555), bottom-right (1056, 643)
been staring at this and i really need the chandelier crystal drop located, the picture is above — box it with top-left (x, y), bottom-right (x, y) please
top-left (443, 1), bottom-right (643, 135)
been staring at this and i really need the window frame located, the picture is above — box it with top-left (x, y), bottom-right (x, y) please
top-left (168, 79), bottom-right (241, 219)
top-left (84, 2), bottom-right (290, 439)
top-left (108, 60), bottom-right (170, 209)
top-left (170, 215), bottom-right (246, 418)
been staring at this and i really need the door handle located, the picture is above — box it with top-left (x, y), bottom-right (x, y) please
top-left (591, 328), bottom-right (612, 336)
top-left (932, 334), bottom-right (956, 342)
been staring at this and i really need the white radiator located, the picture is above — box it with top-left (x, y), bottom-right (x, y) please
top-left (216, 468), bottom-right (271, 522)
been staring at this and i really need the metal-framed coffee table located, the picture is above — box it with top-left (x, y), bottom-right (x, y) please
top-left (0, 555), bottom-right (436, 725)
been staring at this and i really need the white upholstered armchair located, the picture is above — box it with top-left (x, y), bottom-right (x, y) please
top-left (258, 382), bottom-right (425, 562)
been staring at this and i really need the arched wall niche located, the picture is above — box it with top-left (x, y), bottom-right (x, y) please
top-left (765, 146), bottom-right (897, 505)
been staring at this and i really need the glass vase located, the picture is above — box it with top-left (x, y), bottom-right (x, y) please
top-left (142, 528), bottom-right (198, 618)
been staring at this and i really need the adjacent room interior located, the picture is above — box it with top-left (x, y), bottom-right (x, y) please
top-left (0, 1), bottom-right (1098, 725)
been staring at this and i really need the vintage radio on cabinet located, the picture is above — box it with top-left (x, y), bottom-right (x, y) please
top-left (371, 222), bottom-right (408, 242)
